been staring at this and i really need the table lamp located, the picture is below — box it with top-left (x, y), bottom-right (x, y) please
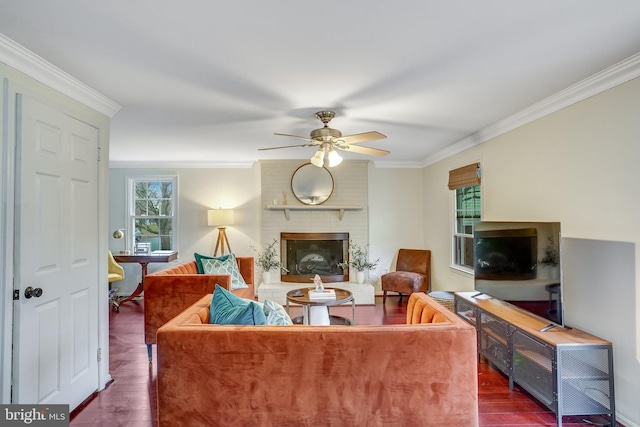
top-left (113, 228), bottom-right (130, 254)
top-left (207, 208), bottom-right (234, 256)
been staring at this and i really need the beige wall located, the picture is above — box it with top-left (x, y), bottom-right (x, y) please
top-left (368, 165), bottom-right (425, 289)
top-left (108, 165), bottom-right (262, 288)
top-left (423, 76), bottom-right (640, 425)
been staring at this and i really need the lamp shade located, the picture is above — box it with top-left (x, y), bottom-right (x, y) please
top-left (310, 149), bottom-right (325, 167)
top-left (326, 149), bottom-right (343, 167)
top-left (207, 209), bottom-right (234, 226)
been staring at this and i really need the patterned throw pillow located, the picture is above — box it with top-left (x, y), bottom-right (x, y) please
top-left (194, 252), bottom-right (231, 274)
top-left (263, 299), bottom-right (293, 326)
top-left (210, 285), bottom-right (266, 325)
top-left (201, 253), bottom-right (248, 290)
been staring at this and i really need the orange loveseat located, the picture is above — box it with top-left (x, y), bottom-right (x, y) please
top-left (156, 292), bottom-right (479, 426)
top-left (143, 257), bottom-right (254, 361)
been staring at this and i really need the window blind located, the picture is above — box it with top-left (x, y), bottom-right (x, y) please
top-left (448, 162), bottom-right (481, 190)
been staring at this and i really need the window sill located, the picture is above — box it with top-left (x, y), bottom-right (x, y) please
top-left (449, 264), bottom-right (474, 277)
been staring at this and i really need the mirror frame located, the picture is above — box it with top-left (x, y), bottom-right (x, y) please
top-left (290, 163), bottom-right (334, 205)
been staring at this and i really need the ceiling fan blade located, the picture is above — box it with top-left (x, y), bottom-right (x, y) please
top-left (274, 133), bottom-right (317, 143)
top-left (337, 144), bottom-right (390, 156)
top-left (339, 131), bottom-right (387, 145)
top-left (258, 143), bottom-right (316, 151)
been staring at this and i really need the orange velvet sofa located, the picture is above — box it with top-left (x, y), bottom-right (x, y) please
top-left (143, 257), bottom-right (254, 360)
top-left (156, 292), bottom-right (479, 427)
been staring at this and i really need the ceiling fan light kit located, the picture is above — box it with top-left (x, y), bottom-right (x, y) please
top-left (261, 110), bottom-right (389, 167)
top-left (326, 148), bottom-right (343, 167)
top-left (310, 149), bottom-right (325, 167)
top-left (308, 144), bottom-right (344, 168)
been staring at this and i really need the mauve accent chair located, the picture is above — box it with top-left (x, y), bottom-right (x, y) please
top-left (381, 249), bottom-right (431, 304)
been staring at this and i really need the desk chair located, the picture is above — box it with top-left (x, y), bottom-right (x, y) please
top-left (108, 250), bottom-right (125, 312)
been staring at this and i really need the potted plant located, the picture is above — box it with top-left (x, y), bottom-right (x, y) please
top-left (251, 239), bottom-right (288, 284)
top-left (339, 241), bottom-right (379, 284)
top-left (539, 235), bottom-right (560, 279)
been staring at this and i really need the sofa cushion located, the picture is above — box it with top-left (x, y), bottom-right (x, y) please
top-left (201, 253), bottom-right (248, 290)
top-left (210, 285), bottom-right (266, 325)
top-left (263, 299), bottom-right (293, 326)
top-left (194, 252), bottom-right (230, 274)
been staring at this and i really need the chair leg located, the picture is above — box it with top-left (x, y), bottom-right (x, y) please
top-left (398, 292), bottom-right (403, 303)
top-left (147, 344), bottom-right (152, 363)
top-left (383, 291), bottom-right (387, 304)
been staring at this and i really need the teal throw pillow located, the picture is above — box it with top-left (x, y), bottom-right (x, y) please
top-left (194, 252), bottom-right (231, 274)
top-left (263, 299), bottom-right (293, 326)
top-left (210, 284), bottom-right (266, 325)
top-left (201, 253), bottom-right (248, 290)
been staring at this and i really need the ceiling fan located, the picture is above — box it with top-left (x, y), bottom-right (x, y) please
top-left (260, 111), bottom-right (389, 167)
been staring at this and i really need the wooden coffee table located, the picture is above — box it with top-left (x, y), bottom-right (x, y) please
top-left (286, 287), bottom-right (355, 325)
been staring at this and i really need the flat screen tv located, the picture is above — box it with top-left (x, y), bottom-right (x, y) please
top-left (474, 221), bottom-right (563, 326)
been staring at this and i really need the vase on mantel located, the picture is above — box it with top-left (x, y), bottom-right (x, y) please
top-left (355, 271), bottom-right (365, 284)
top-left (262, 270), bottom-right (272, 285)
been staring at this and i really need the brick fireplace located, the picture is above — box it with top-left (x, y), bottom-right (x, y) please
top-left (260, 160), bottom-right (370, 283)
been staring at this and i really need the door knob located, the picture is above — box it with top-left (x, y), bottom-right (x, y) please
top-left (24, 287), bottom-right (43, 299)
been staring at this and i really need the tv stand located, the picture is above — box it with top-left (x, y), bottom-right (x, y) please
top-left (454, 292), bottom-right (615, 427)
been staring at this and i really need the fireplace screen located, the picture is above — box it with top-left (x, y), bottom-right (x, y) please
top-left (280, 232), bottom-right (349, 283)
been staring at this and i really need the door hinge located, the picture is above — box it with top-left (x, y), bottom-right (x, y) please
top-left (97, 348), bottom-right (102, 362)
top-left (97, 146), bottom-right (101, 162)
top-left (13, 289), bottom-right (19, 300)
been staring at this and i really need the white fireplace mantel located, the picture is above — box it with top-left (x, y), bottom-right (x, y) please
top-left (266, 205), bottom-right (363, 220)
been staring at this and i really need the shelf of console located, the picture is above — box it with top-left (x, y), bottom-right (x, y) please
top-left (266, 205), bottom-right (363, 220)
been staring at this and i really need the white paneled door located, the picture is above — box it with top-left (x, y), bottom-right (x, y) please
top-left (13, 95), bottom-right (99, 410)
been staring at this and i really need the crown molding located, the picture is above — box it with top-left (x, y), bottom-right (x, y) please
top-left (372, 160), bottom-right (424, 169)
top-left (0, 33), bottom-right (121, 117)
top-left (422, 52), bottom-right (640, 167)
top-left (109, 160), bottom-right (255, 169)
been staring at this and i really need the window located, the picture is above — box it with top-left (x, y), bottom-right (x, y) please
top-left (127, 176), bottom-right (177, 252)
top-left (453, 185), bottom-right (481, 271)
top-left (448, 162), bottom-right (481, 273)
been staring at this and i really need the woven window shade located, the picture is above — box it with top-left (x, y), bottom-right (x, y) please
top-left (448, 163), bottom-right (481, 190)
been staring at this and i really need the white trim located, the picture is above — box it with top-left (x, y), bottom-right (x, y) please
top-left (110, 160), bottom-right (255, 169)
top-left (449, 264), bottom-right (474, 277)
top-left (371, 160), bottom-right (424, 169)
top-left (0, 76), bottom-right (14, 403)
top-left (422, 52), bottom-right (640, 167)
top-left (127, 175), bottom-right (179, 254)
top-left (0, 34), bottom-right (121, 118)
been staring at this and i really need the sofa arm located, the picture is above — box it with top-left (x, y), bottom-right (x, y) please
top-left (144, 274), bottom-right (231, 345)
top-left (236, 256), bottom-right (255, 287)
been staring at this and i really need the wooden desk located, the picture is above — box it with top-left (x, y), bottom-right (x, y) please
top-left (112, 251), bottom-right (178, 311)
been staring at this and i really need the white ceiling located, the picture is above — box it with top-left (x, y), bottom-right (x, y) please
top-left (2, 1), bottom-right (640, 167)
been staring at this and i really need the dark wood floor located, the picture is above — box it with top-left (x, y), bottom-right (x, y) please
top-left (70, 296), bottom-right (621, 427)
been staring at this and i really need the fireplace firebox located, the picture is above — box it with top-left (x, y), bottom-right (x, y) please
top-left (280, 232), bottom-right (349, 283)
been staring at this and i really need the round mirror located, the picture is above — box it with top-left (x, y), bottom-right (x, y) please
top-left (291, 163), bottom-right (334, 205)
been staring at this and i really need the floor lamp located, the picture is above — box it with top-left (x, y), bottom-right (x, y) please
top-left (208, 208), bottom-right (234, 256)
